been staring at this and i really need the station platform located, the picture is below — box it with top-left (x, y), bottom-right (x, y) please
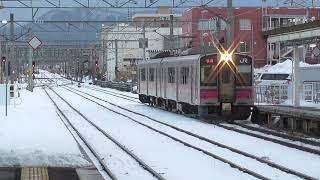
top-left (258, 105), bottom-right (320, 121)
top-left (257, 105), bottom-right (320, 134)
top-left (0, 167), bottom-right (103, 180)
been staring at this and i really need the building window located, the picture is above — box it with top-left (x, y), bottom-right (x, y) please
top-left (168, 67), bottom-right (175, 83)
top-left (149, 68), bottom-right (155, 82)
top-left (239, 42), bottom-right (250, 53)
top-left (198, 20), bottom-right (215, 31)
top-left (240, 19), bottom-right (251, 30)
top-left (141, 68), bottom-right (146, 81)
top-left (180, 67), bottom-right (189, 84)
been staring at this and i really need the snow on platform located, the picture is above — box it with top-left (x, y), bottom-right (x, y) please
top-left (0, 87), bottom-right (91, 167)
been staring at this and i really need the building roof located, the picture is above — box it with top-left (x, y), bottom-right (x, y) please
top-left (262, 20), bottom-right (320, 37)
top-left (132, 13), bottom-right (182, 19)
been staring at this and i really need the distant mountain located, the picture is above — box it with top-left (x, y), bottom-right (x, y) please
top-left (18, 8), bottom-right (184, 43)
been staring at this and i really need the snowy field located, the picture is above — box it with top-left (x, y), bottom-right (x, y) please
top-left (0, 87), bottom-right (91, 167)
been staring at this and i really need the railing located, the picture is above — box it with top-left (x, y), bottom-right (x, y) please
top-left (255, 84), bottom-right (291, 105)
top-left (303, 82), bottom-right (320, 103)
top-left (255, 82), bottom-right (320, 105)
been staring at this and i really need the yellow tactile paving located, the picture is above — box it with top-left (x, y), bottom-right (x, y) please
top-left (21, 167), bottom-right (49, 180)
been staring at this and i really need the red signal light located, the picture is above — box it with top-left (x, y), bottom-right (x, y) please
top-left (206, 59), bottom-right (214, 65)
top-left (1, 56), bottom-right (6, 63)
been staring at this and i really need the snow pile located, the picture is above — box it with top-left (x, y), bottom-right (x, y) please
top-left (256, 60), bottom-right (320, 74)
top-left (0, 88), bottom-right (91, 167)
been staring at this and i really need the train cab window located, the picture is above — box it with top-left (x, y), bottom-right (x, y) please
top-left (149, 68), bottom-right (155, 82)
top-left (236, 65), bottom-right (252, 86)
top-left (222, 70), bottom-right (231, 84)
top-left (201, 65), bottom-right (217, 86)
top-left (168, 67), bottom-right (175, 83)
top-left (141, 68), bottom-right (146, 81)
top-left (180, 67), bottom-right (189, 84)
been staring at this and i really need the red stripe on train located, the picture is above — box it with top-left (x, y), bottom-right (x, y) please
top-left (236, 89), bottom-right (252, 99)
top-left (200, 90), bottom-right (218, 99)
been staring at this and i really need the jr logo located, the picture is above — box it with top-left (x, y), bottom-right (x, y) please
top-left (240, 58), bottom-right (248, 64)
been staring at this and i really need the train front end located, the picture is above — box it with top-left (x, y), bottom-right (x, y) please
top-left (199, 52), bottom-right (256, 121)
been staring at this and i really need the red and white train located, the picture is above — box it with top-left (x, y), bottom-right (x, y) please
top-left (137, 51), bottom-right (258, 121)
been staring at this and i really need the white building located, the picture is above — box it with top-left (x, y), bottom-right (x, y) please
top-left (101, 8), bottom-right (182, 81)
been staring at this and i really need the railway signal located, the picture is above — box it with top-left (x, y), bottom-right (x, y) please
top-left (1, 56), bottom-right (5, 64)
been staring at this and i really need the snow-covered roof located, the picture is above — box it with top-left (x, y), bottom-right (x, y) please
top-left (256, 60), bottom-right (320, 74)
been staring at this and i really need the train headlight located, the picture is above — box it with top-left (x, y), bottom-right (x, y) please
top-left (220, 51), bottom-right (233, 62)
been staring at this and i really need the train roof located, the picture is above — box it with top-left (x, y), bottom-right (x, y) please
top-left (138, 54), bottom-right (203, 66)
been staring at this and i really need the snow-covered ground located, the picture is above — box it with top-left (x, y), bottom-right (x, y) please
top-left (53, 87), bottom-right (262, 180)
top-left (1, 70), bottom-right (320, 179)
top-left (0, 87), bottom-right (91, 167)
top-left (72, 84), bottom-right (320, 179)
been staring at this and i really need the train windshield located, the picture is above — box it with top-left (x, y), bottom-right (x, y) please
top-left (236, 65), bottom-right (252, 86)
top-left (201, 65), bottom-right (217, 86)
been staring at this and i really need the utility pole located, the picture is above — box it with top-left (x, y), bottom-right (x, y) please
top-left (142, 24), bottom-right (146, 61)
top-left (5, 55), bottom-right (8, 116)
top-left (9, 13), bottom-right (14, 83)
top-left (27, 28), bottom-right (33, 92)
top-left (115, 38), bottom-right (118, 79)
top-left (102, 40), bottom-right (105, 74)
top-left (169, 15), bottom-right (174, 51)
top-left (226, 0), bottom-right (234, 48)
top-left (293, 46), bottom-right (301, 107)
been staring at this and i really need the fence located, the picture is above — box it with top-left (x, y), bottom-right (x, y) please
top-left (255, 84), bottom-right (291, 105)
top-left (303, 82), bottom-right (320, 103)
top-left (255, 82), bottom-right (320, 105)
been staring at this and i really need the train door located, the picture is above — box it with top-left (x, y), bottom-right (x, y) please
top-left (155, 67), bottom-right (159, 97)
top-left (218, 64), bottom-right (235, 102)
top-left (176, 66), bottom-right (179, 102)
top-left (190, 66), bottom-right (194, 104)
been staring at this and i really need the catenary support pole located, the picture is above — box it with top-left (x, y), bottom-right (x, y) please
top-left (226, 0), bottom-right (234, 48)
top-left (142, 24), bottom-right (146, 61)
top-left (9, 13), bottom-right (14, 83)
top-left (27, 28), bottom-right (33, 92)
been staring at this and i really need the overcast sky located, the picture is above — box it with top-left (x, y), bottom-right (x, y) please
top-left (0, 0), bottom-right (315, 21)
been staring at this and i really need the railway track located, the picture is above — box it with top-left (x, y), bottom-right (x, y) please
top-left (43, 87), bottom-right (165, 180)
top-left (80, 85), bottom-right (320, 154)
top-left (61, 85), bottom-right (318, 180)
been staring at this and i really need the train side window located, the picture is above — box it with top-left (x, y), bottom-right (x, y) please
top-left (168, 67), bottom-right (175, 83)
top-left (141, 68), bottom-right (146, 81)
top-left (180, 67), bottom-right (189, 84)
top-left (149, 68), bottom-right (155, 82)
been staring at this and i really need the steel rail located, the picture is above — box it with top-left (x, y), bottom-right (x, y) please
top-left (43, 87), bottom-right (118, 180)
top-left (80, 85), bottom-right (320, 155)
top-left (47, 87), bottom-right (166, 180)
top-left (60, 86), bottom-right (283, 180)
top-left (64, 85), bottom-right (318, 180)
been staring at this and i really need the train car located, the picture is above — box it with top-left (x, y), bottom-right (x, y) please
top-left (138, 51), bottom-right (257, 121)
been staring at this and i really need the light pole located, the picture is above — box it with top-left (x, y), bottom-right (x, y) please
top-left (1, 19), bottom-right (8, 116)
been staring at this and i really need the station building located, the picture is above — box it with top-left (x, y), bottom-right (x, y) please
top-left (181, 7), bottom-right (320, 67)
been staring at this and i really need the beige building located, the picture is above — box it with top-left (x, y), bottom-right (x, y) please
top-left (101, 7), bottom-right (182, 81)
